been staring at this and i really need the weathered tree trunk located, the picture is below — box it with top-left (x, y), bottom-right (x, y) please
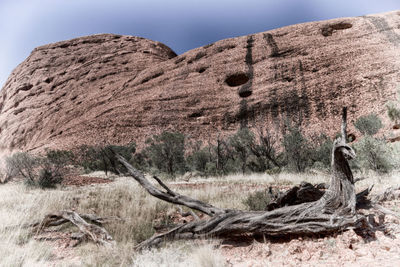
top-left (116, 107), bottom-right (366, 249)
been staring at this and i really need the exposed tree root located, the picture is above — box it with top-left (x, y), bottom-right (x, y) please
top-left (36, 210), bottom-right (116, 246)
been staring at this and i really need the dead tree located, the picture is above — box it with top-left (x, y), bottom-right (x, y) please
top-left (116, 107), bottom-right (367, 249)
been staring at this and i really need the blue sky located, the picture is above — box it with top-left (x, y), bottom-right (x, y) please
top-left (1, 0), bottom-right (399, 88)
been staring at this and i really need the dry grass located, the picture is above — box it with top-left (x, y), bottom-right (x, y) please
top-left (0, 175), bottom-right (236, 266)
top-left (0, 169), bottom-right (399, 266)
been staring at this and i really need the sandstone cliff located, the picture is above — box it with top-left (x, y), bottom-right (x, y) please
top-left (1, 11), bottom-right (399, 151)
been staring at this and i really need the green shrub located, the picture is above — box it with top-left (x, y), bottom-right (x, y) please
top-left (204, 161), bottom-right (217, 176)
top-left (354, 113), bottom-right (382, 136)
top-left (37, 168), bottom-right (63, 189)
top-left (243, 190), bottom-right (275, 211)
top-left (5, 150), bottom-right (71, 188)
top-left (129, 151), bottom-right (150, 172)
top-left (354, 135), bottom-right (393, 173)
top-left (210, 136), bottom-right (236, 175)
top-left (144, 131), bottom-right (186, 176)
top-left (386, 102), bottom-right (400, 124)
top-left (103, 144), bottom-right (136, 174)
top-left (187, 147), bottom-right (213, 174)
top-left (282, 125), bottom-right (312, 172)
top-left (76, 145), bottom-right (101, 172)
top-left (45, 149), bottom-right (74, 166)
top-left (76, 143), bottom-right (136, 175)
top-left (247, 127), bottom-right (280, 172)
top-left (228, 128), bottom-right (255, 174)
top-left (37, 149), bottom-right (74, 188)
top-left (311, 134), bottom-right (333, 169)
top-left (5, 152), bottom-right (38, 183)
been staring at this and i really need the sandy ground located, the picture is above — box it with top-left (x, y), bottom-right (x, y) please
top-left (220, 214), bottom-right (400, 267)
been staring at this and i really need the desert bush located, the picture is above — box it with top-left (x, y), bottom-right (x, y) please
top-left (130, 151), bottom-right (150, 172)
top-left (5, 152), bottom-right (38, 183)
top-left (4, 150), bottom-right (72, 188)
top-left (103, 143), bottom-right (136, 174)
top-left (77, 143), bottom-right (136, 175)
top-left (187, 147), bottom-right (213, 174)
top-left (243, 190), bottom-right (275, 211)
top-left (76, 145), bottom-right (100, 172)
top-left (354, 113), bottom-right (382, 136)
top-left (247, 126), bottom-right (280, 172)
top-left (310, 134), bottom-right (333, 169)
top-left (144, 131), bottom-right (186, 176)
top-left (386, 102), bottom-right (400, 124)
top-left (354, 135), bottom-right (393, 173)
top-left (228, 128), bottom-right (255, 174)
top-left (36, 168), bottom-right (63, 188)
top-left (35, 149), bottom-right (73, 188)
top-left (282, 125), bottom-right (312, 172)
top-left (210, 135), bottom-right (236, 175)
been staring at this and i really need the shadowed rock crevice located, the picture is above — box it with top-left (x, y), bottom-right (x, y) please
top-left (225, 73), bottom-right (249, 87)
top-left (321, 22), bottom-right (353, 36)
top-left (197, 67), bottom-right (207, 73)
top-left (140, 71), bottom-right (164, 84)
top-left (188, 110), bottom-right (203, 118)
top-left (187, 51), bottom-right (206, 64)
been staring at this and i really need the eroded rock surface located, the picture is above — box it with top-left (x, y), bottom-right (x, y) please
top-left (1, 11), bottom-right (400, 151)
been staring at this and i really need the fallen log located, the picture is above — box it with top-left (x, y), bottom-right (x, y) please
top-left (114, 107), bottom-right (378, 250)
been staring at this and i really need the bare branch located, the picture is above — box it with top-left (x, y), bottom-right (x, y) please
top-left (116, 154), bottom-right (226, 216)
top-left (153, 176), bottom-right (177, 196)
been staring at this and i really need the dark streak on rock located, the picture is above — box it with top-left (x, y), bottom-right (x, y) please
top-left (263, 33), bottom-right (294, 57)
top-left (364, 16), bottom-right (400, 46)
top-left (264, 33), bottom-right (279, 57)
top-left (237, 35), bottom-right (255, 128)
top-left (238, 35), bottom-right (254, 99)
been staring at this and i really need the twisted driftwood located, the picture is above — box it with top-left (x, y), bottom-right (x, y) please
top-left (114, 107), bottom-right (375, 249)
top-left (36, 211), bottom-right (116, 246)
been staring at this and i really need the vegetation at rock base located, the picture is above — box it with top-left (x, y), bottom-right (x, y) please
top-left (76, 143), bottom-right (136, 175)
top-left (5, 112), bottom-right (395, 183)
top-left (351, 114), bottom-right (393, 173)
top-left (353, 113), bottom-right (383, 136)
top-left (386, 102), bottom-right (400, 125)
top-left (5, 149), bottom-right (74, 188)
top-left (143, 131), bottom-right (186, 176)
top-left (386, 87), bottom-right (400, 125)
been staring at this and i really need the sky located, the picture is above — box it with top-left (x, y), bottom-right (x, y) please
top-left (0, 0), bottom-right (399, 88)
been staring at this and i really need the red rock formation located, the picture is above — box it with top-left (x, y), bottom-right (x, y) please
top-left (0, 11), bottom-right (399, 152)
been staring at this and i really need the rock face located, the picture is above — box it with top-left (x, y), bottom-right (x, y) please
top-left (0, 11), bottom-right (400, 152)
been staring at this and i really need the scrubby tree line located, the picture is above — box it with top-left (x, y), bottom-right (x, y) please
top-left (2, 112), bottom-right (394, 188)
